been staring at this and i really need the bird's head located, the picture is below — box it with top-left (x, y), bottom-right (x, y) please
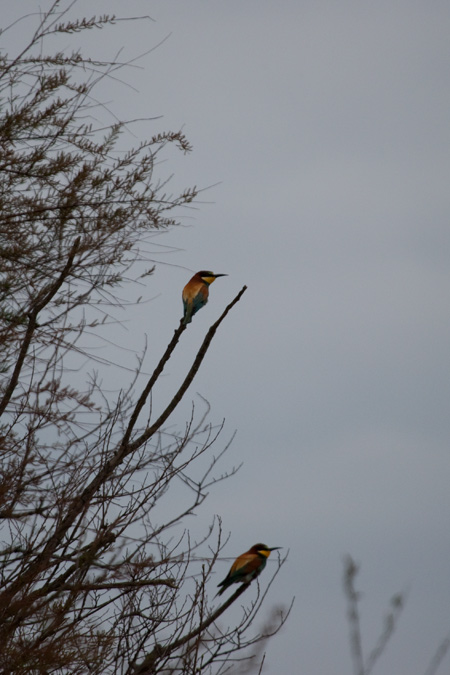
top-left (196, 271), bottom-right (228, 285)
top-left (250, 543), bottom-right (281, 558)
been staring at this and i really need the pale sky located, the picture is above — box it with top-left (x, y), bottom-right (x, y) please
top-left (3, 2), bottom-right (450, 673)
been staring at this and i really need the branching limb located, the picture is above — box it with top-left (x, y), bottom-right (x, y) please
top-left (129, 285), bottom-right (248, 453)
top-left (0, 287), bottom-right (247, 631)
top-left (0, 237), bottom-right (81, 417)
top-left (133, 582), bottom-right (251, 674)
top-left (343, 556), bottom-right (405, 675)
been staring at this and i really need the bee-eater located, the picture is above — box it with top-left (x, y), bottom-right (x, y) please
top-left (216, 543), bottom-right (281, 596)
top-left (182, 270), bottom-right (227, 325)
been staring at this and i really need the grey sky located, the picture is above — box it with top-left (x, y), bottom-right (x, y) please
top-left (3, 2), bottom-right (450, 673)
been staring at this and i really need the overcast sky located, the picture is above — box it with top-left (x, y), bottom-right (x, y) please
top-left (3, 2), bottom-right (450, 673)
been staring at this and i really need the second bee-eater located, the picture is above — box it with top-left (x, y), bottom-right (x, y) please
top-left (216, 543), bottom-right (281, 596)
top-left (182, 270), bottom-right (227, 325)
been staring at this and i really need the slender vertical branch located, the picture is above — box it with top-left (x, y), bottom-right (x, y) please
top-left (425, 635), bottom-right (450, 675)
top-left (121, 320), bottom-right (187, 447)
top-left (129, 285), bottom-right (248, 452)
top-left (365, 593), bottom-right (404, 675)
top-left (343, 556), bottom-right (365, 675)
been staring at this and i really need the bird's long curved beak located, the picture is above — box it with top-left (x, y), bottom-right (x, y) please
top-left (269, 547), bottom-right (281, 551)
top-left (214, 273), bottom-right (228, 278)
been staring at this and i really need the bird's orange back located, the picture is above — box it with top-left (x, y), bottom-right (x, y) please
top-left (230, 552), bottom-right (255, 574)
top-left (182, 277), bottom-right (209, 304)
top-left (231, 546), bottom-right (270, 574)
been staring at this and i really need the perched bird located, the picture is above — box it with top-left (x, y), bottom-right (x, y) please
top-left (182, 270), bottom-right (227, 325)
top-left (216, 543), bottom-right (281, 596)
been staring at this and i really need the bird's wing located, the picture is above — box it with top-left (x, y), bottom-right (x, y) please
top-left (230, 553), bottom-right (257, 576)
top-left (191, 293), bottom-right (207, 314)
top-left (183, 279), bottom-right (203, 301)
top-left (183, 281), bottom-right (208, 311)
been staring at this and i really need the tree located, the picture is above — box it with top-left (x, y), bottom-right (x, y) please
top-left (343, 556), bottom-right (450, 675)
top-left (0, 4), bottom-right (290, 673)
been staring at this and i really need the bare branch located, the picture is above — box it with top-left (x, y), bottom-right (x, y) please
top-left (424, 635), bottom-right (450, 675)
top-left (343, 556), bottom-right (365, 675)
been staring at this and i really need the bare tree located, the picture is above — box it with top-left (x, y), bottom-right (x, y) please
top-left (343, 556), bottom-right (405, 675)
top-left (0, 4), bottom-right (290, 673)
top-left (343, 556), bottom-right (450, 675)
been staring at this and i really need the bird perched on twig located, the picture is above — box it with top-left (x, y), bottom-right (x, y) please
top-left (182, 270), bottom-right (227, 325)
top-left (216, 543), bottom-right (281, 596)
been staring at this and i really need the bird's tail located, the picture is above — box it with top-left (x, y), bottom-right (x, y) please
top-left (215, 578), bottom-right (230, 597)
top-left (182, 308), bottom-right (192, 325)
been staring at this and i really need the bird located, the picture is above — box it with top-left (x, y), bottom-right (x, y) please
top-left (182, 270), bottom-right (227, 325)
top-left (216, 543), bottom-right (281, 596)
